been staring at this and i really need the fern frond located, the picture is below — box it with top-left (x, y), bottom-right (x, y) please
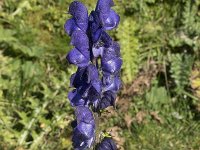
top-left (182, 0), bottom-right (200, 35)
top-left (169, 53), bottom-right (194, 94)
top-left (117, 18), bottom-right (140, 83)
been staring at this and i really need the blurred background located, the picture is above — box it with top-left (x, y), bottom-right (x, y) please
top-left (0, 0), bottom-right (200, 149)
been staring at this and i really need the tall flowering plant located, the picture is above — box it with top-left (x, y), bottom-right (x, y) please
top-left (64, 0), bottom-right (122, 149)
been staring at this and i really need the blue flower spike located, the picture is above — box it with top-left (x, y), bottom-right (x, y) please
top-left (65, 0), bottom-right (122, 149)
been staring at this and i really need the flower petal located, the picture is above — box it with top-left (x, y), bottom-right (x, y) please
top-left (75, 106), bottom-right (95, 125)
top-left (92, 46), bottom-right (104, 58)
top-left (77, 122), bottom-right (95, 139)
top-left (89, 11), bottom-right (101, 32)
top-left (70, 67), bottom-right (87, 88)
top-left (103, 42), bottom-right (121, 61)
top-left (101, 57), bottom-right (122, 74)
top-left (66, 48), bottom-right (90, 67)
top-left (68, 89), bottom-right (86, 106)
top-left (86, 64), bottom-right (99, 83)
top-left (64, 18), bottom-right (80, 36)
top-left (92, 28), bottom-right (103, 43)
top-left (89, 11), bottom-right (103, 43)
top-left (97, 91), bottom-right (116, 110)
top-left (72, 106), bottom-right (95, 149)
top-left (69, 1), bottom-right (88, 32)
top-left (72, 123), bottom-right (95, 149)
top-left (71, 30), bottom-right (89, 52)
top-left (100, 31), bottom-right (112, 47)
top-left (102, 75), bottom-right (121, 92)
top-left (96, 0), bottom-right (114, 13)
top-left (88, 85), bottom-right (101, 102)
top-left (96, 137), bottom-right (117, 150)
top-left (69, 1), bottom-right (88, 23)
top-left (70, 65), bottom-right (100, 88)
top-left (101, 10), bottom-right (120, 30)
top-left (91, 80), bottom-right (102, 93)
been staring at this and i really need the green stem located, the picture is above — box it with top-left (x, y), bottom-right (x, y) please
top-left (93, 112), bottom-right (100, 150)
top-left (182, 91), bottom-right (199, 101)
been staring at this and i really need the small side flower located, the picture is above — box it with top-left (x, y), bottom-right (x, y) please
top-left (96, 137), bottom-right (117, 150)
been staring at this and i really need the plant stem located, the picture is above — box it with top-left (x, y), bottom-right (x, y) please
top-left (93, 112), bottom-right (100, 149)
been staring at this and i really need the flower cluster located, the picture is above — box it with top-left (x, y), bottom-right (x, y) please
top-left (65, 0), bottom-right (121, 149)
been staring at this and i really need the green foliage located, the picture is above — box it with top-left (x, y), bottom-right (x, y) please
top-left (169, 54), bottom-right (194, 94)
top-left (182, 0), bottom-right (200, 35)
top-left (117, 18), bottom-right (140, 83)
top-left (0, 0), bottom-right (200, 149)
top-left (146, 86), bottom-right (169, 110)
top-left (0, 0), bottom-right (73, 149)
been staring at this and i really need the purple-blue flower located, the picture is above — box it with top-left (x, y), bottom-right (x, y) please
top-left (97, 91), bottom-right (116, 110)
top-left (72, 106), bottom-right (95, 149)
top-left (96, 137), bottom-right (117, 150)
top-left (89, 0), bottom-right (119, 44)
top-left (68, 64), bottom-right (101, 107)
top-left (67, 1), bottom-right (88, 33)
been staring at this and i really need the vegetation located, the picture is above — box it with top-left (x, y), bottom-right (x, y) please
top-left (0, 0), bottom-right (200, 149)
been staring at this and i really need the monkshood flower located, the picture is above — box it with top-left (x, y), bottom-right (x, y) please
top-left (68, 64), bottom-right (101, 106)
top-left (65, 1), bottom-right (88, 35)
top-left (66, 30), bottom-right (90, 67)
top-left (96, 137), bottom-right (117, 150)
top-left (65, 2), bottom-right (90, 67)
top-left (89, 0), bottom-right (120, 44)
top-left (64, 0), bottom-right (122, 149)
top-left (72, 106), bottom-right (95, 149)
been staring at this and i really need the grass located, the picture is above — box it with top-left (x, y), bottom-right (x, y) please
top-left (0, 0), bottom-right (200, 149)
top-left (98, 88), bottom-right (200, 150)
